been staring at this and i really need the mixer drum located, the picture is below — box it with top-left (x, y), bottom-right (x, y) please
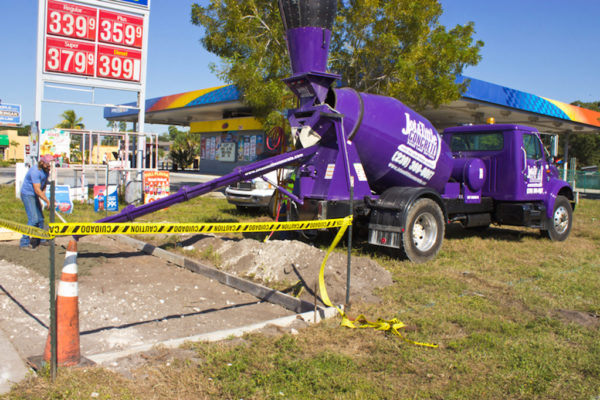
top-left (331, 88), bottom-right (454, 193)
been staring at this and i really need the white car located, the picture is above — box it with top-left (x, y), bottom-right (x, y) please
top-left (225, 168), bottom-right (293, 216)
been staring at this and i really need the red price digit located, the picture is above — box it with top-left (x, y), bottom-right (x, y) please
top-left (122, 58), bottom-right (135, 80)
top-left (46, 0), bottom-right (97, 42)
top-left (124, 25), bottom-right (136, 46)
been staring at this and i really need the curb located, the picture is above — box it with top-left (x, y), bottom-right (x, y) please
top-left (88, 306), bottom-right (339, 365)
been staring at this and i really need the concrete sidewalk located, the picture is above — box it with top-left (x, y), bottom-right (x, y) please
top-left (0, 329), bottom-right (30, 394)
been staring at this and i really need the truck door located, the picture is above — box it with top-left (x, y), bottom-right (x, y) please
top-left (521, 133), bottom-right (545, 199)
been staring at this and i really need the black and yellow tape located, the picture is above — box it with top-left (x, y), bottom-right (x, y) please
top-left (47, 217), bottom-right (351, 236)
top-left (317, 222), bottom-right (438, 348)
top-left (0, 217), bottom-right (352, 238)
top-left (0, 218), bottom-right (53, 240)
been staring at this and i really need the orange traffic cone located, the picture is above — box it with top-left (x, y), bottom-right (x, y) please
top-left (44, 239), bottom-right (81, 366)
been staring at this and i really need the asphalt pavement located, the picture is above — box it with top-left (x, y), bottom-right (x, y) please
top-left (0, 167), bottom-right (15, 185)
top-left (0, 167), bottom-right (226, 197)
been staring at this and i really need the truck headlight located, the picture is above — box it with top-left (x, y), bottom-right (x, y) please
top-left (254, 179), bottom-right (273, 190)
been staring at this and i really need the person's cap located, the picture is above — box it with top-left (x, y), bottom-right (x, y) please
top-left (39, 155), bottom-right (53, 164)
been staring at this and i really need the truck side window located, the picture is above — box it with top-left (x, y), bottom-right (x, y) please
top-left (450, 132), bottom-right (504, 152)
top-left (523, 133), bottom-right (542, 160)
top-left (451, 136), bottom-right (469, 151)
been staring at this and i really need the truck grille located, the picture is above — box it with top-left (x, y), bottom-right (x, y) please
top-left (233, 182), bottom-right (253, 190)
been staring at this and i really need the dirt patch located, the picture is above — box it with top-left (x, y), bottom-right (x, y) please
top-left (556, 309), bottom-right (600, 328)
top-left (0, 240), bottom-right (111, 277)
top-left (176, 234), bottom-right (393, 306)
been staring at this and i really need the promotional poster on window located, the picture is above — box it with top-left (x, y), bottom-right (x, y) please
top-left (143, 171), bottom-right (170, 204)
top-left (201, 134), bottom-right (264, 162)
top-left (40, 128), bottom-right (71, 165)
top-left (93, 185), bottom-right (119, 212)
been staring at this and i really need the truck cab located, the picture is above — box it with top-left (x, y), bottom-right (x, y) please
top-left (442, 124), bottom-right (575, 239)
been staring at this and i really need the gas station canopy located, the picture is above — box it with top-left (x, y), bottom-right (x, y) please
top-left (104, 85), bottom-right (247, 126)
top-left (426, 76), bottom-right (600, 134)
top-left (104, 75), bottom-right (600, 135)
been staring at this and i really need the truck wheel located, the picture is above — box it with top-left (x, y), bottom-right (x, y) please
top-left (402, 198), bottom-right (445, 263)
top-left (268, 195), bottom-right (280, 219)
top-left (542, 195), bottom-right (572, 241)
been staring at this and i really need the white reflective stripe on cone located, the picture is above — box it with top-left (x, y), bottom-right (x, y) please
top-left (58, 281), bottom-right (78, 297)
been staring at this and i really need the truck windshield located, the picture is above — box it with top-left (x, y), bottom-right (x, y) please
top-left (450, 132), bottom-right (504, 152)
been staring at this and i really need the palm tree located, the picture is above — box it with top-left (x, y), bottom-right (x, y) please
top-left (56, 110), bottom-right (84, 129)
top-left (56, 110), bottom-right (84, 162)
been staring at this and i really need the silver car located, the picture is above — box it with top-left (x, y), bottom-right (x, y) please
top-left (225, 168), bottom-right (293, 216)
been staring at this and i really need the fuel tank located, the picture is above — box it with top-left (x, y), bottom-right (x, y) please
top-left (331, 88), bottom-right (454, 193)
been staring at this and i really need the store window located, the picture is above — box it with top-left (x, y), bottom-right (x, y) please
top-left (201, 132), bottom-right (265, 162)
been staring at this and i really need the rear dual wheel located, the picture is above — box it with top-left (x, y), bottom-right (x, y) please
top-left (401, 198), bottom-right (445, 263)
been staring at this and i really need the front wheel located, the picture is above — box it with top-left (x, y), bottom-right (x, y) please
top-left (401, 198), bottom-right (445, 263)
top-left (542, 195), bottom-right (572, 241)
top-left (268, 194), bottom-right (284, 219)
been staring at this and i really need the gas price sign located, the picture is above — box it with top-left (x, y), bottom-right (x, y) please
top-left (42, 0), bottom-right (147, 86)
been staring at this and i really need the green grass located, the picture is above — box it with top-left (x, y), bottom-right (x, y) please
top-left (2, 183), bottom-right (599, 400)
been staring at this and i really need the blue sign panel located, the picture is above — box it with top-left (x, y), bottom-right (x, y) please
top-left (0, 103), bottom-right (21, 125)
top-left (114, 0), bottom-right (149, 7)
top-left (45, 185), bottom-right (74, 214)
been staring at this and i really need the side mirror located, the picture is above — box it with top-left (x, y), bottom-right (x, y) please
top-left (549, 135), bottom-right (559, 158)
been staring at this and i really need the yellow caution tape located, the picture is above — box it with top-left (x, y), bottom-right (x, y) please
top-left (0, 217), bottom-right (351, 238)
top-left (47, 218), bottom-right (350, 236)
top-left (0, 218), bottom-right (53, 240)
top-left (317, 217), bottom-right (438, 348)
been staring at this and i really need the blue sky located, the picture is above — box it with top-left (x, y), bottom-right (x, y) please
top-left (0, 0), bottom-right (599, 133)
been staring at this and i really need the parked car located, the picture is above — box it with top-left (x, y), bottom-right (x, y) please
top-left (225, 168), bottom-right (293, 217)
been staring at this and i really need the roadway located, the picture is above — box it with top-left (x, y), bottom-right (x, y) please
top-left (0, 167), bottom-right (15, 185)
top-left (0, 167), bottom-right (225, 197)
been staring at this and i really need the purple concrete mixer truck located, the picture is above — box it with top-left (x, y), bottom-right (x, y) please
top-left (97, 0), bottom-right (574, 263)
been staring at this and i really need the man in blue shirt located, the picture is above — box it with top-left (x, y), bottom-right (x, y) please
top-left (20, 156), bottom-right (52, 249)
